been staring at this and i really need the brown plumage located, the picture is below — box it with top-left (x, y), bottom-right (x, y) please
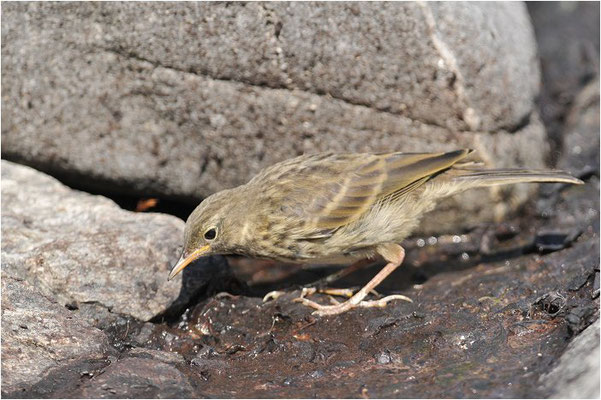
top-left (169, 149), bottom-right (583, 315)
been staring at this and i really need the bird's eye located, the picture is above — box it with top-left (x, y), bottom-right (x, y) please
top-left (204, 228), bottom-right (217, 240)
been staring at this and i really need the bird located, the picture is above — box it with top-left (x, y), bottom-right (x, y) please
top-left (168, 149), bottom-right (583, 316)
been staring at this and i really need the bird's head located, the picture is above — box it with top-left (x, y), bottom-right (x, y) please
top-left (168, 189), bottom-right (238, 280)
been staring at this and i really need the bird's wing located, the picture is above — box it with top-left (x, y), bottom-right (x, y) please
top-left (379, 149), bottom-right (473, 199)
top-left (255, 150), bottom-right (472, 240)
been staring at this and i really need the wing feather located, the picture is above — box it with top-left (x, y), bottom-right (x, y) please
top-left (311, 155), bottom-right (386, 229)
top-left (257, 150), bottom-right (473, 240)
top-left (381, 149), bottom-right (473, 195)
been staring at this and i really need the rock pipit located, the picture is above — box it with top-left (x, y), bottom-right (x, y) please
top-left (169, 149), bottom-right (582, 316)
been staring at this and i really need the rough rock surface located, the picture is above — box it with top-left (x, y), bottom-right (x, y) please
top-left (529, 2), bottom-right (600, 162)
top-left (2, 2), bottom-right (547, 233)
top-left (1, 276), bottom-right (111, 395)
top-left (3, 159), bottom-right (597, 398)
top-left (1, 160), bottom-right (220, 323)
top-left (529, 2), bottom-right (599, 98)
top-left (557, 78), bottom-right (600, 175)
top-left (540, 319), bottom-right (600, 399)
top-left (67, 350), bottom-right (195, 399)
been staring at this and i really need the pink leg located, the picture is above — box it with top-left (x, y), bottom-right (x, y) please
top-left (295, 244), bottom-right (412, 316)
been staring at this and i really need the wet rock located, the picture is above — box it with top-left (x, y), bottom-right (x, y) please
top-left (308, 370), bottom-right (324, 379)
top-left (1, 160), bottom-right (222, 324)
top-left (539, 319), bottom-right (600, 399)
top-left (290, 341), bottom-right (316, 363)
top-left (126, 347), bottom-right (185, 364)
top-left (532, 231), bottom-right (582, 254)
top-left (130, 322), bottom-right (156, 347)
top-left (530, 292), bottom-right (567, 318)
top-left (70, 355), bottom-right (195, 398)
top-left (565, 305), bottom-right (598, 337)
top-left (154, 205), bottom-right (598, 398)
top-left (2, 2), bottom-right (547, 234)
top-left (1, 276), bottom-right (111, 395)
top-left (190, 357), bottom-right (228, 371)
top-left (375, 351), bottom-right (392, 365)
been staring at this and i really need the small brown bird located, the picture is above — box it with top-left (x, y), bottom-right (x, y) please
top-left (169, 149), bottom-right (582, 316)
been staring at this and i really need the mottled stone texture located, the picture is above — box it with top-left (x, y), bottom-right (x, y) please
top-left (1, 160), bottom-right (211, 323)
top-left (1, 276), bottom-right (111, 394)
top-left (539, 319), bottom-right (600, 399)
top-left (69, 354), bottom-right (195, 399)
top-left (1, 2), bottom-right (547, 234)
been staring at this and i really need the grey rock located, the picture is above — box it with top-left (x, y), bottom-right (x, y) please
top-left (558, 78), bottom-right (600, 175)
top-left (528, 2), bottom-right (599, 159)
top-left (529, 2), bottom-right (599, 111)
top-left (3, 2), bottom-right (538, 131)
top-left (70, 356), bottom-right (195, 398)
top-left (1, 160), bottom-right (225, 323)
top-left (1, 2), bottom-right (548, 233)
top-left (126, 347), bottom-right (186, 365)
top-left (1, 276), bottom-right (110, 394)
top-left (131, 322), bottom-right (157, 347)
top-left (539, 319), bottom-right (600, 399)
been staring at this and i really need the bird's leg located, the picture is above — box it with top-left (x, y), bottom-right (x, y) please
top-left (264, 259), bottom-right (371, 303)
top-left (264, 286), bottom-right (354, 303)
top-left (295, 244), bottom-right (412, 316)
top-left (295, 258), bottom-right (374, 300)
top-left (299, 286), bottom-right (355, 299)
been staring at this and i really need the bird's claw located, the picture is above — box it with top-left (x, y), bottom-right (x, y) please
top-left (295, 293), bottom-right (413, 316)
top-left (265, 286), bottom-right (355, 303)
top-left (262, 290), bottom-right (285, 302)
top-left (357, 294), bottom-right (413, 307)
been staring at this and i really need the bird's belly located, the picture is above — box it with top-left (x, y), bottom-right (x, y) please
top-left (241, 246), bottom-right (372, 266)
top-left (287, 253), bottom-right (361, 265)
top-left (238, 233), bottom-right (379, 265)
top-left (277, 246), bottom-right (377, 265)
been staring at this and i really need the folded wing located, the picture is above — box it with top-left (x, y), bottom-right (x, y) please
top-left (258, 150), bottom-right (473, 239)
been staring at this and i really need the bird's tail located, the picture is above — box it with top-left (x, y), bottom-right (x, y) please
top-left (450, 168), bottom-right (583, 188)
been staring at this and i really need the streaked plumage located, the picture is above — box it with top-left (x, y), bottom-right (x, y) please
top-left (170, 149), bottom-right (583, 315)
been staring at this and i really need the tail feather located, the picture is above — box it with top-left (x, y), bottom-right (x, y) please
top-left (451, 169), bottom-right (584, 187)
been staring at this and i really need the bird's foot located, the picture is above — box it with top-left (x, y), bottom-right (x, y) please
top-left (299, 286), bottom-right (355, 299)
top-left (263, 287), bottom-right (355, 303)
top-left (262, 290), bottom-right (285, 302)
top-left (298, 286), bottom-right (382, 300)
top-left (296, 245), bottom-right (410, 316)
top-left (294, 291), bottom-right (412, 316)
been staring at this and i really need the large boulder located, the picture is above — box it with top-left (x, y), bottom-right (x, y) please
top-left (1, 160), bottom-right (223, 324)
top-left (2, 2), bottom-right (547, 233)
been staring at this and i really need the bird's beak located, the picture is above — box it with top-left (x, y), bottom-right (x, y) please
top-left (168, 244), bottom-right (211, 281)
